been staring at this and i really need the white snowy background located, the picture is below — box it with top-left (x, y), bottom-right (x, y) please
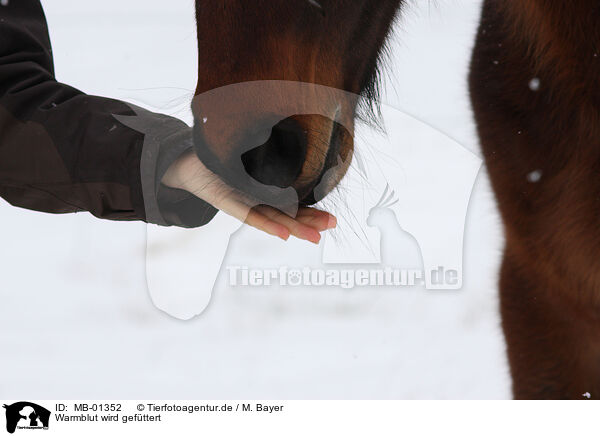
top-left (0, 0), bottom-right (510, 398)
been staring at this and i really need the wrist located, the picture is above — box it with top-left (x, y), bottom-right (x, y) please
top-left (161, 150), bottom-right (200, 191)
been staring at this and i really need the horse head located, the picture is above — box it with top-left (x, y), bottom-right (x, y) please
top-left (192, 0), bottom-right (404, 208)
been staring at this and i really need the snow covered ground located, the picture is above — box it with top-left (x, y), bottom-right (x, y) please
top-left (0, 0), bottom-right (510, 398)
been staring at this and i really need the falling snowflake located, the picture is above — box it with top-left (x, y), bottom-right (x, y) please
top-left (527, 170), bottom-right (543, 183)
top-left (529, 78), bottom-right (541, 91)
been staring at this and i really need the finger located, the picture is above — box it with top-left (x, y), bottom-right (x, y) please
top-left (295, 208), bottom-right (337, 231)
top-left (244, 209), bottom-right (291, 241)
top-left (202, 184), bottom-right (315, 243)
top-left (181, 164), bottom-right (330, 243)
top-left (207, 184), bottom-right (261, 222)
top-left (255, 206), bottom-right (322, 244)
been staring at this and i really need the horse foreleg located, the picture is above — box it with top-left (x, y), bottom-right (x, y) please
top-left (500, 248), bottom-right (600, 399)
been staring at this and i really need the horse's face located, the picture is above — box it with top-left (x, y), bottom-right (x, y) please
top-left (193, 0), bottom-right (403, 206)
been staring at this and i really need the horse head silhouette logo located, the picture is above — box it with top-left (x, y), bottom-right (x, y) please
top-left (3, 402), bottom-right (50, 434)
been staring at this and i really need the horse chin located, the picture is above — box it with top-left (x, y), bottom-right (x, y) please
top-left (300, 122), bottom-right (354, 206)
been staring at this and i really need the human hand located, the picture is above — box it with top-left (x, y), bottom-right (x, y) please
top-left (161, 151), bottom-right (337, 243)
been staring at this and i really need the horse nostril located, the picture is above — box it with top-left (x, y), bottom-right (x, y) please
top-left (241, 117), bottom-right (307, 189)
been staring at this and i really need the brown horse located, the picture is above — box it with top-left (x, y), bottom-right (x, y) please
top-left (470, 0), bottom-right (600, 399)
top-left (192, 0), bottom-right (600, 399)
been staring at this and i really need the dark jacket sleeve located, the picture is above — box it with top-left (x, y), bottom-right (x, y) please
top-left (0, 0), bottom-right (218, 227)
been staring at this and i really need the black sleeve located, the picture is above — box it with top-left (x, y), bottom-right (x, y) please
top-left (0, 0), bottom-right (218, 227)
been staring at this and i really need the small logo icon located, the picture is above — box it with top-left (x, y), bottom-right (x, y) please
top-left (3, 402), bottom-right (50, 434)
